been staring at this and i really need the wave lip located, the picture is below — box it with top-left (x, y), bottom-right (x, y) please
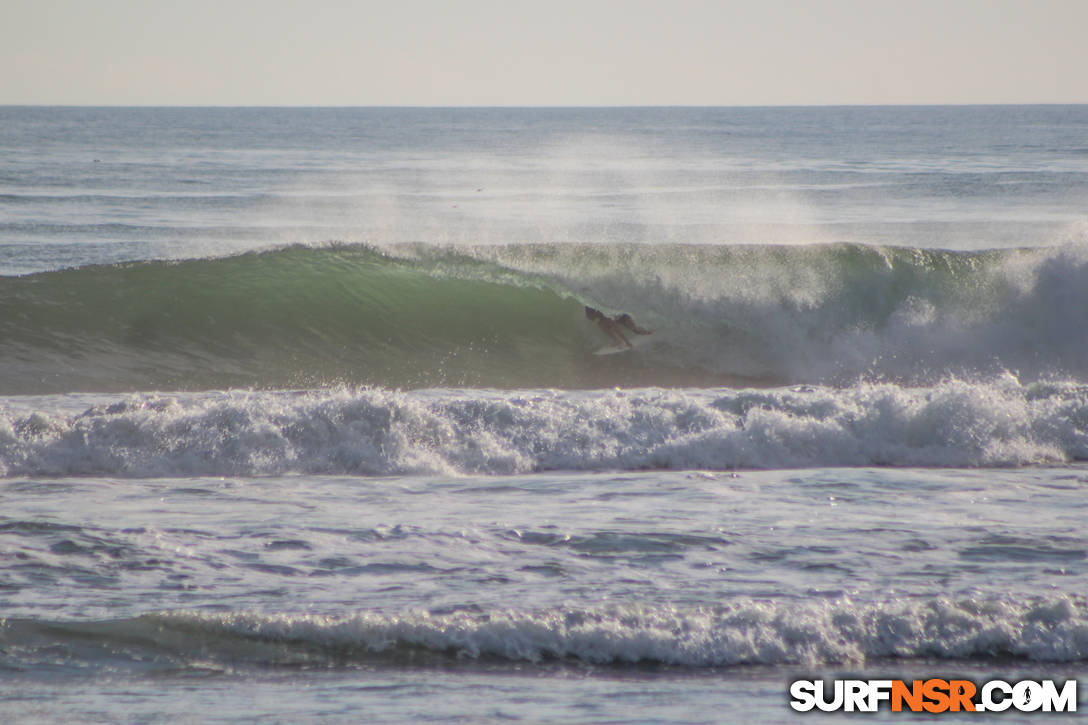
top-left (2, 377), bottom-right (1085, 478)
top-left (4, 595), bottom-right (1087, 673)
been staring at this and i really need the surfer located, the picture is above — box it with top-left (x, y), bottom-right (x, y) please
top-left (585, 306), bottom-right (651, 348)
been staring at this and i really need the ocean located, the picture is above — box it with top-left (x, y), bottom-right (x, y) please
top-left (1, 105), bottom-right (1087, 722)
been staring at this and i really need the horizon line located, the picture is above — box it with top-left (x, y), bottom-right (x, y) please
top-left (3, 102), bottom-right (1087, 110)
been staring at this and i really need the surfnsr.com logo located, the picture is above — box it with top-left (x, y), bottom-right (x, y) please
top-left (789, 679), bottom-right (1078, 713)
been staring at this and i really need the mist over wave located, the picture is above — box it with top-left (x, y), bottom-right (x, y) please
top-left (2, 241), bottom-right (1088, 394)
top-left (479, 239), bottom-right (1088, 386)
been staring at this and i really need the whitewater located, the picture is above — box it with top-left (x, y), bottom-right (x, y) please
top-left (2, 106), bottom-right (1088, 723)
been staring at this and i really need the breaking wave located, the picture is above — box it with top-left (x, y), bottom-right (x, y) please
top-left (2, 378), bottom-right (1085, 477)
top-left (2, 241), bottom-right (1088, 394)
top-left (4, 596), bottom-right (1088, 673)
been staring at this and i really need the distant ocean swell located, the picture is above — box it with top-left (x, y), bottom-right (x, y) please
top-left (2, 379), bottom-right (1085, 477)
top-left (2, 241), bottom-right (1088, 394)
top-left (4, 596), bottom-right (1088, 672)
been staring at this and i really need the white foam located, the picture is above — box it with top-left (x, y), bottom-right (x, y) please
top-left (1, 377), bottom-right (1085, 478)
top-left (156, 594), bottom-right (1088, 666)
top-left (477, 241), bottom-right (1088, 384)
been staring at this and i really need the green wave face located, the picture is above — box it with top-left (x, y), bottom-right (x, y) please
top-left (2, 242), bottom-right (1087, 393)
top-left (1, 245), bottom-right (610, 393)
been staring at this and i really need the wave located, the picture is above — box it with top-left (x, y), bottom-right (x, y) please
top-left (2, 379), bottom-right (1085, 477)
top-left (4, 596), bottom-right (1087, 673)
top-left (2, 241), bottom-right (1088, 394)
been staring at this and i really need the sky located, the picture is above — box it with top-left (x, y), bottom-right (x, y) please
top-left (2, 0), bottom-right (1086, 106)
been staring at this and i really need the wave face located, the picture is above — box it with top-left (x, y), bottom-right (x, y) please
top-left (4, 596), bottom-right (1087, 673)
top-left (2, 380), bottom-right (1085, 477)
top-left (2, 242), bottom-right (1088, 394)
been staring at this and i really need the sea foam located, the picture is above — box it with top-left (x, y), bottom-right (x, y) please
top-left (8, 595), bottom-right (1086, 671)
top-left (2, 377), bottom-right (1084, 478)
top-left (169, 595), bottom-right (1088, 666)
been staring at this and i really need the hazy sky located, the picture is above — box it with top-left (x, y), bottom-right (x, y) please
top-left (3, 0), bottom-right (1086, 106)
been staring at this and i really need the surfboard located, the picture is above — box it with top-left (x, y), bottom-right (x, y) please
top-left (593, 335), bottom-right (652, 356)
